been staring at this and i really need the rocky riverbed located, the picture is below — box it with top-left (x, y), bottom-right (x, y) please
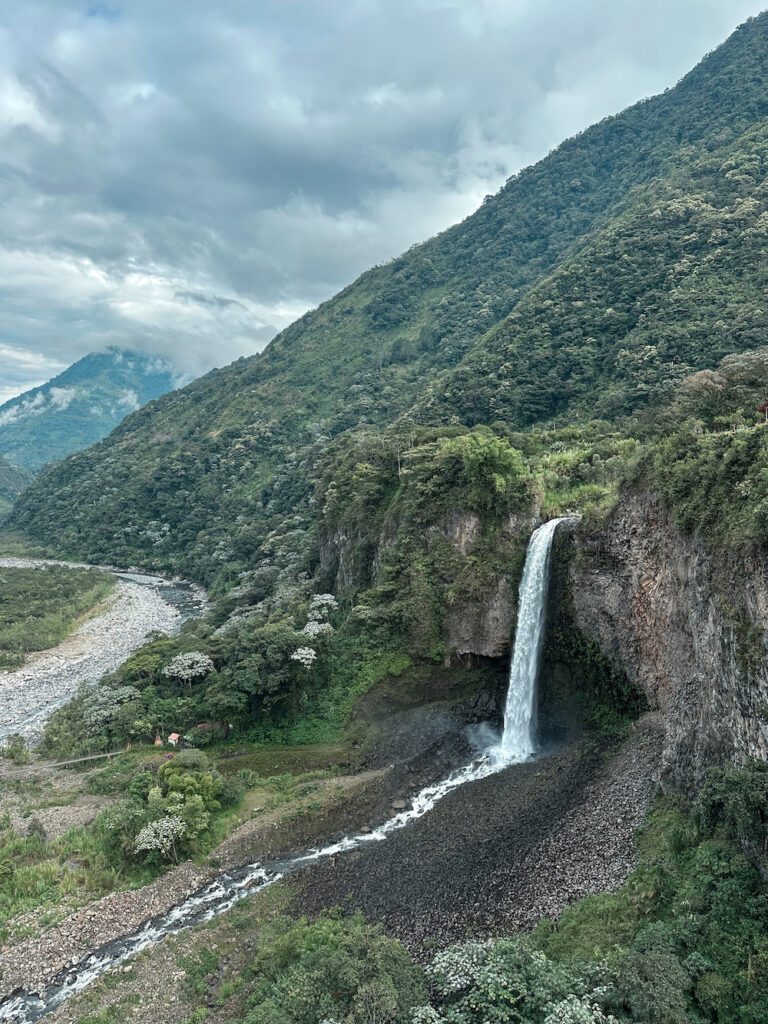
top-left (294, 713), bottom-right (665, 954)
top-left (0, 716), bottom-right (663, 1014)
top-left (0, 558), bottom-right (205, 743)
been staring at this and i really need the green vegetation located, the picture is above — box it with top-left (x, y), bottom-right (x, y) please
top-left (0, 564), bottom-right (114, 670)
top-left (239, 911), bottom-right (425, 1024)
top-left (0, 454), bottom-right (31, 521)
top-left (529, 762), bottom-right (768, 1023)
top-left (0, 747), bottom-right (347, 940)
top-left (633, 349), bottom-right (768, 547)
top-left (0, 347), bottom-right (175, 472)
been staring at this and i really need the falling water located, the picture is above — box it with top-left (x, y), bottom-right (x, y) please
top-left (0, 518), bottom-right (573, 1023)
top-left (499, 517), bottom-right (568, 762)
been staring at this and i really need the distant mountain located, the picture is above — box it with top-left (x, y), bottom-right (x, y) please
top-left (0, 454), bottom-right (32, 519)
top-left (12, 12), bottom-right (768, 575)
top-left (0, 348), bottom-right (177, 471)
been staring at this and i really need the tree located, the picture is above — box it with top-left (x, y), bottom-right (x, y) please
top-left (162, 652), bottom-right (215, 690)
top-left (291, 646), bottom-right (317, 669)
top-left (134, 815), bottom-right (187, 864)
top-left (415, 938), bottom-right (603, 1024)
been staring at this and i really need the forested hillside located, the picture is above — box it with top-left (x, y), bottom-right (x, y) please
top-left (11, 13), bottom-right (768, 582)
top-left (0, 455), bottom-right (31, 520)
top-left (8, 14), bottom-right (768, 760)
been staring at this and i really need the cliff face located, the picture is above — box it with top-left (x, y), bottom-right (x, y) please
top-left (570, 491), bottom-right (768, 790)
top-left (319, 507), bottom-right (537, 662)
top-left (320, 483), bottom-right (768, 791)
top-left (437, 509), bottom-right (537, 662)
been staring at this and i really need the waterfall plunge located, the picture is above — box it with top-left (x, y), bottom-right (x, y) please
top-left (498, 516), bottom-right (568, 763)
top-left (0, 516), bottom-right (573, 1024)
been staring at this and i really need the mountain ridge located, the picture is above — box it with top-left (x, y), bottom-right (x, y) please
top-left (11, 12), bottom-right (768, 581)
top-left (0, 347), bottom-right (178, 471)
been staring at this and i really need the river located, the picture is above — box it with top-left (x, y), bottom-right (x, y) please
top-left (0, 558), bottom-right (205, 744)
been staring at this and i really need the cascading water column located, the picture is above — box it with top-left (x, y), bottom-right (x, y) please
top-left (499, 517), bottom-right (569, 763)
top-left (0, 514), bottom-right (576, 1024)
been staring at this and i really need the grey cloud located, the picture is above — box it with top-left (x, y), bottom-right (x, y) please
top-left (0, 0), bottom-right (765, 397)
top-left (174, 291), bottom-right (247, 311)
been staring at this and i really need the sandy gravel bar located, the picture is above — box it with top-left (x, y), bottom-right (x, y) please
top-left (0, 558), bottom-right (189, 743)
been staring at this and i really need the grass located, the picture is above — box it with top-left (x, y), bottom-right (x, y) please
top-left (0, 529), bottom-right (55, 558)
top-left (0, 741), bottom-right (360, 941)
top-left (214, 743), bottom-right (353, 777)
top-left (0, 563), bottom-right (115, 669)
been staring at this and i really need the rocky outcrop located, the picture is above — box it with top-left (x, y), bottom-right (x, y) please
top-left (569, 490), bottom-right (768, 790)
top-left (320, 506), bottom-right (539, 663)
top-left (441, 576), bottom-right (515, 662)
top-left (433, 508), bottom-right (541, 661)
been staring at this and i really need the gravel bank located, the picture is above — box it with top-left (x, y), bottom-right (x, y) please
top-left (294, 714), bottom-right (665, 954)
top-left (0, 559), bottom-right (203, 743)
top-left (0, 864), bottom-right (213, 997)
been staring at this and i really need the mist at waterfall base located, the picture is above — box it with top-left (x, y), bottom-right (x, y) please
top-left (0, 517), bottom-right (571, 1023)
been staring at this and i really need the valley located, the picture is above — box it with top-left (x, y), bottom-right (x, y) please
top-left (1, 10), bottom-right (767, 1024)
top-left (0, 560), bottom-right (204, 745)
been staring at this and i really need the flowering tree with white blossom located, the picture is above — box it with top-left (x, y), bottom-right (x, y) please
top-left (162, 651), bottom-right (214, 689)
top-left (302, 619), bottom-right (332, 639)
top-left (411, 938), bottom-right (616, 1023)
top-left (309, 593), bottom-right (338, 620)
top-left (290, 646), bottom-right (317, 669)
top-left (133, 815), bottom-right (187, 864)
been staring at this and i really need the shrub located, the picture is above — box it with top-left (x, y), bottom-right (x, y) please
top-left (241, 911), bottom-right (425, 1024)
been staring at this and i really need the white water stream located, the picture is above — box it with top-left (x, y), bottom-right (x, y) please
top-left (0, 518), bottom-right (571, 1022)
top-left (500, 517), bottom-right (566, 761)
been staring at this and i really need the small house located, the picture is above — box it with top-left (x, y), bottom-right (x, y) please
top-left (168, 733), bottom-right (181, 747)
top-left (759, 401), bottom-right (768, 423)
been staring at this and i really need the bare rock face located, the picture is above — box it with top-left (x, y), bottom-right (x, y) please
top-left (442, 575), bottom-right (515, 661)
top-left (438, 510), bottom-right (537, 662)
top-left (320, 504), bottom-right (538, 663)
top-left (570, 490), bottom-right (768, 790)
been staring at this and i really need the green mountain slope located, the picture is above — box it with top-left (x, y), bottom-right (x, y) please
top-left (10, 11), bottom-right (768, 776)
top-left (10, 12), bottom-right (768, 585)
top-left (11, 13), bottom-right (768, 581)
top-left (416, 120), bottom-right (768, 426)
top-left (0, 347), bottom-right (177, 471)
top-left (0, 454), bottom-right (32, 520)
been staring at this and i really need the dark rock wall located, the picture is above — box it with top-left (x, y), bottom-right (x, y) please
top-left (569, 490), bottom-right (768, 790)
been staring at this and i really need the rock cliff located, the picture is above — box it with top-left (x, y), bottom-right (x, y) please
top-left (319, 506), bottom-right (537, 663)
top-left (569, 490), bottom-right (768, 790)
top-left (437, 509), bottom-right (537, 662)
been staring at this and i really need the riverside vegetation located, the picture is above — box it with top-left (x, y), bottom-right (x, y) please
top-left (2, 12), bottom-right (768, 1024)
top-left (0, 457), bottom-right (31, 522)
top-left (0, 565), bottom-right (114, 671)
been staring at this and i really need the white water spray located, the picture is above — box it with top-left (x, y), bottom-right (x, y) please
top-left (499, 517), bottom-right (567, 762)
top-left (0, 518), bottom-right (573, 1023)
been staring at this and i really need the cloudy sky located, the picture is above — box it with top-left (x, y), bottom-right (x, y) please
top-left (1, 0), bottom-right (764, 403)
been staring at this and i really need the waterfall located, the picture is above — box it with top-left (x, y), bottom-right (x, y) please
top-left (0, 516), bottom-right (575, 1024)
top-left (499, 517), bottom-right (568, 763)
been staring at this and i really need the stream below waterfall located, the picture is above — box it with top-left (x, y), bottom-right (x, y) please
top-left (0, 518), bottom-right (573, 1023)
